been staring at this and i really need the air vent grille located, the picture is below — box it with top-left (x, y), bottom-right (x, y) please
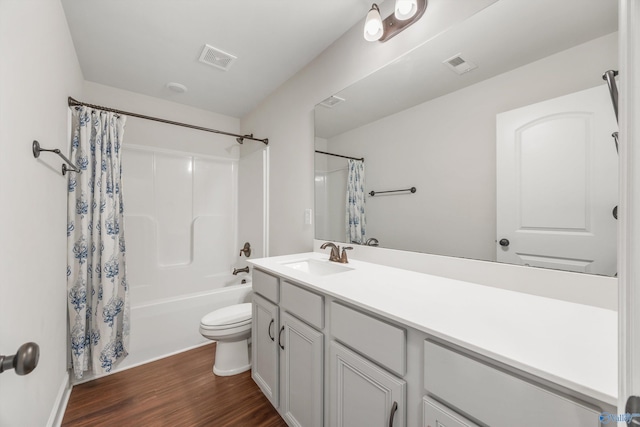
top-left (319, 95), bottom-right (345, 108)
top-left (199, 44), bottom-right (237, 71)
top-left (443, 53), bottom-right (477, 75)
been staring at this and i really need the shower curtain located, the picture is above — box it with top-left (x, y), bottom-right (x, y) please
top-left (67, 106), bottom-right (129, 379)
top-left (346, 159), bottom-right (366, 244)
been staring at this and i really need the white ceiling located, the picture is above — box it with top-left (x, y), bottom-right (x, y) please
top-left (61, 0), bottom-right (374, 118)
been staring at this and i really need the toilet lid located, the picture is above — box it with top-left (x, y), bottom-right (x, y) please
top-left (201, 303), bottom-right (252, 327)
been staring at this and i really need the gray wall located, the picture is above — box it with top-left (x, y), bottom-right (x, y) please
top-left (0, 0), bottom-right (84, 425)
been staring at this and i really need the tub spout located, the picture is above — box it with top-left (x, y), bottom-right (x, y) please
top-left (233, 266), bottom-right (250, 275)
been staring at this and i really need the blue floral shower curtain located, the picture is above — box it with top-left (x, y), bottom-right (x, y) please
top-left (346, 159), bottom-right (366, 244)
top-left (67, 106), bottom-right (129, 379)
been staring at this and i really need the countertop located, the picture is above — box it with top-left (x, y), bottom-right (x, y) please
top-left (248, 252), bottom-right (617, 406)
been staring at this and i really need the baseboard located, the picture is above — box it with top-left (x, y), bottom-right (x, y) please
top-left (47, 373), bottom-right (72, 427)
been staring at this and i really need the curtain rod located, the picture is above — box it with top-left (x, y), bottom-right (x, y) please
top-left (315, 150), bottom-right (363, 162)
top-left (67, 97), bottom-right (269, 145)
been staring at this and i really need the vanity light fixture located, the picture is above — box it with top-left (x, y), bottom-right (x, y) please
top-left (364, 0), bottom-right (427, 42)
top-left (395, 0), bottom-right (418, 20)
top-left (364, 4), bottom-right (383, 42)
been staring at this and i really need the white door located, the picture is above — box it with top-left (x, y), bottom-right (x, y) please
top-left (238, 146), bottom-right (268, 258)
top-left (280, 312), bottom-right (324, 427)
top-left (619, 0), bottom-right (640, 421)
top-left (496, 85), bottom-right (618, 275)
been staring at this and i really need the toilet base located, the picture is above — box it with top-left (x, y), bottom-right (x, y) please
top-left (213, 339), bottom-right (251, 376)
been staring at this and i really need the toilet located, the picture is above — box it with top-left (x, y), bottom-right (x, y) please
top-left (199, 302), bottom-right (252, 376)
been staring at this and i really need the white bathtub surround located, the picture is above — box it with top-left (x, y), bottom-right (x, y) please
top-left (249, 252), bottom-right (617, 406)
top-left (123, 144), bottom-right (239, 300)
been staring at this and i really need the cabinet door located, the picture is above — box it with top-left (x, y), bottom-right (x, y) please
top-left (330, 341), bottom-right (406, 427)
top-left (252, 294), bottom-right (279, 407)
top-left (280, 312), bottom-right (324, 427)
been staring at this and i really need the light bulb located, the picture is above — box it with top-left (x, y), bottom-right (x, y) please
top-left (395, 0), bottom-right (417, 20)
top-left (364, 4), bottom-right (383, 42)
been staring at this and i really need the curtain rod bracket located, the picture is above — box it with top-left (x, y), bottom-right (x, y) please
top-left (32, 140), bottom-right (80, 176)
top-left (68, 97), bottom-right (269, 145)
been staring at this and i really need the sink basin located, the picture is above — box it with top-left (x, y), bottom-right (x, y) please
top-left (281, 259), bottom-right (353, 276)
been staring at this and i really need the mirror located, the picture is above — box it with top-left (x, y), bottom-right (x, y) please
top-left (314, 0), bottom-right (619, 276)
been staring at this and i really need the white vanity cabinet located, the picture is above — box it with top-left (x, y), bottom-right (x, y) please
top-left (330, 341), bottom-right (405, 427)
top-left (330, 302), bottom-right (407, 427)
top-left (252, 292), bottom-right (280, 407)
top-left (280, 311), bottom-right (324, 427)
top-left (422, 339), bottom-right (604, 427)
top-left (249, 254), bottom-right (616, 427)
top-left (252, 268), bottom-right (325, 427)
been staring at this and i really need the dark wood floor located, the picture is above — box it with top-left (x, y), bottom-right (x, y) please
top-left (62, 343), bottom-right (287, 427)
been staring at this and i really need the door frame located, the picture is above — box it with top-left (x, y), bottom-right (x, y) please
top-left (618, 0), bottom-right (640, 415)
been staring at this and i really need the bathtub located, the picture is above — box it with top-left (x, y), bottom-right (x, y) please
top-left (77, 276), bottom-right (253, 381)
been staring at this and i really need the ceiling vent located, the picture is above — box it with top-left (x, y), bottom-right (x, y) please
top-left (199, 44), bottom-right (237, 71)
top-left (443, 53), bottom-right (477, 75)
top-left (319, 95), bottom-right (345, 108)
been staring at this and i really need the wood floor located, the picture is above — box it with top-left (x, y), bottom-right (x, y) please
top-left (62, 344), bottom-right (287, 427)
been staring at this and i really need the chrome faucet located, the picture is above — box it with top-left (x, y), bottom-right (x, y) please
top-left (233, 266), bottom-right (250, 275)
top-left (320, 242), bottom-right (341, 262)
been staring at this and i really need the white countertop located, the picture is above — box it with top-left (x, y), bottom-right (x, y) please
top-left (248, 252), bottom-right (617, 406)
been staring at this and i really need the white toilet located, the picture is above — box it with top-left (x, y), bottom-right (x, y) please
top-left (199, 302), bottom-right (252, 376)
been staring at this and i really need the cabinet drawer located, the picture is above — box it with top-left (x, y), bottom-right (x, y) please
top-left (280, 281), bottom-right (324, 329)
top-left (423, 396), bottom-right (478, 427)
top-left (331, 302), bottom-right (406, 376)
top-left (252, 269), bottom-right (279, 303)
top-left (423, 340), bottom-right (602, 427)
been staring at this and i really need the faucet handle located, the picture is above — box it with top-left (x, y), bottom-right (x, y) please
top-left (239, 242), bottom-right (251, 257)
top-left (340, 246), bottom-right (353, 263)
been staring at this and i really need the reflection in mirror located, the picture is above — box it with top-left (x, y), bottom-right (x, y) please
top-left (314, 0), bottom-right (619, 276)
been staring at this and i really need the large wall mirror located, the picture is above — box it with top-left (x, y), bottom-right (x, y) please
top-left (314, 0), bottom-right (619, 276)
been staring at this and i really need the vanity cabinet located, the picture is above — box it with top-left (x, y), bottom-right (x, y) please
top-left (330, 341), bottom-right (406, 427)
top-left (329, 301), bottom-right (407, 426)
top-left (422, 396), bottom-right (479, 427)
top-left (252, 293), bottom-right (279, 407)
top-left (252, 269), bottom-right (325, 427)
top-left (423, 340), bottom-right (603, 427)
top-left (280, 311), bottom-right (324, 427)
top-left (250, 257), bottom-right (615, 427)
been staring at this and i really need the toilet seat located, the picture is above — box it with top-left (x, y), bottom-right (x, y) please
top-left (199, 318), bottom-right (251, 332)
top-left (200, 303), bottom-right (252, 330)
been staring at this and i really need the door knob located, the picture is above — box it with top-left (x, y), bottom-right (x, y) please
top-left (0, 342), bottom-right (39, 376)
top-left (499, 238), bottom-right (510, 247)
